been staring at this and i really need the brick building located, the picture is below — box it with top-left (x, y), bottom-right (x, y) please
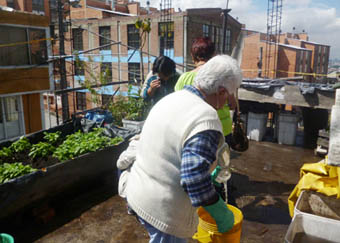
top-left (240, 30), bottom-right (330, 82)
top-left (0, 9), bottom-right (53, 141)
top-left (59, 3), bottom-right (242, 114)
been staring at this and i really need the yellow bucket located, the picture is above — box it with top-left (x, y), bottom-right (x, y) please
top-left (192, 204), bottom-right (243, 243)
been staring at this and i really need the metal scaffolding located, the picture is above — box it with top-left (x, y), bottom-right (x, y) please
top-left (264, 0), bottom-right (282, 78)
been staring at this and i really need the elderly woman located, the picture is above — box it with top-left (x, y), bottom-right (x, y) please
top-left (121, 55), bottom-right (242, 243)
top-left (175, 37), bottom-right (238, 204)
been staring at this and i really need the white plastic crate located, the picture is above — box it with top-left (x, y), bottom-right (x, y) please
top-left (284, 213), bottom-right (340, 243)
top-left (277, 113), bottom-right (299, 145)
top-left (122, 119), bottom-right (145, 132)
top-left (247, 112), bottom-right (267, 141)
top-left (294, 190), bottom-right (340, 221)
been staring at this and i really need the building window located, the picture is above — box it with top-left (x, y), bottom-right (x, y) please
top-left (101, 62), bottom-right (112, 83)
top-left (128, 63), bottom-right (141, 83)
top-left (215, 27), bottom-right (220, 52)
top-left (72, 28), bottom-right (83, 51)
top-left (29, 28), bottom-right (48, 65)
top-left (101, 94), bottom-right (112, 106)
top-left (49, 0), bottom-right (57, 23)
top-left (76, 92), bottom-right (86, 110)
top-left (6, 0), bottom-right (14, 8)
top-left (32, 0), bottom-right (45, 14)
top-left (304, 52), bottom-right (309, 73)
top-left (0, 26), bottom-right (48, 66)
top-left (203, 24), bottom-right (210, 37)
top-left (74, 61), bottom-right (85, 76)
top-left (0, 26), bottom-right (29, 66)
top-left (225, 29), bottom-right (231, 53)
top-left (99, 26), bottom-right (111, 50)
top-left (127, 24), bottom-right (140, 50)
top-left (159, 22), bottom-right (174, 55)
top-left (0, 96), bottom-right (24, 141)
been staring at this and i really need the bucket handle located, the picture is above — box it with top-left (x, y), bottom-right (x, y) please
top-left (192, 230), bottom-right (214, 241)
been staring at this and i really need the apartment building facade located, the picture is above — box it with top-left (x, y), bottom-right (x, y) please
top-left (60, 5), bottom-right (242, 114)
top-left (0, 9), bottom-right (53, 141)
top-left (241, 30), bottom-right (330, 82)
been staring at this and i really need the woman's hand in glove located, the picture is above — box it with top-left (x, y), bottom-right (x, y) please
top-left (203, 196), bottom-right (234, 233)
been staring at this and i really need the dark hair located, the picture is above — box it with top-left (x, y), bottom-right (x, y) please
top-left (152, 56), bottom-right (176, 77)
top-left (191, 37), bottom-right (215, 63)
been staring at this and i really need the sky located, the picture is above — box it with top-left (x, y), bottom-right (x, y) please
top-left (138, 0), bottom-right (340, 60)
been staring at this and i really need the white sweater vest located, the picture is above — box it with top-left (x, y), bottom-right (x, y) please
top-left (126, 89), bottom-right (223, 238)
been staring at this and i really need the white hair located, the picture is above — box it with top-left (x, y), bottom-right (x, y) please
top-left (193, 55), bottom-right (242, 95)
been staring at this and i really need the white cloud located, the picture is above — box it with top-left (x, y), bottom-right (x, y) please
top-left (281, 6), bottom-right (340, 59)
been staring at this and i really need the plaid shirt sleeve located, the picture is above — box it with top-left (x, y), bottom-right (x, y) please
top-left (180, 130), bottom-right (221, 207)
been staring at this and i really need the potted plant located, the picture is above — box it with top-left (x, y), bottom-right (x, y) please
top-left (109, 85), bottom-right (149, 132)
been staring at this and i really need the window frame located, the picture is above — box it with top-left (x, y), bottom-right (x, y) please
top-left (74, 60), bottom-right (85, 76)
top-left (99, 26), bottom-right (111, 50)
top-left (76, 92), bottom-right (87, 110)
top-left (159, 21), bottom-right (174, 55)
top-left (72, 28), bottom-right (84, 52)
top-left (128, 62), bottom-right (141, 83)
top-left (0, 96), bottom-right (25, 141)
top-left (0, 25), bottom-right (49, 66)
top-left (127, 24), bottom-right (140, 50)
top-left (101, 62), bottom-right (112, 83)
top-left (32, 0), bottom-right (45, 14)
top-left (101, 94), bottom-right (112, 106)
top-left (225, 29), bottom-right (232, 53)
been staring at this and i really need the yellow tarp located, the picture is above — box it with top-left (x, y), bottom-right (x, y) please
top-left (288, 158), bottom-right (340, 217)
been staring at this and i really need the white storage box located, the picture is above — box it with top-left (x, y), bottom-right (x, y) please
top-left (284, 213), bottom-right (340, 243)
top-left (294, 190), bottom-right (340, 220)
top-left (247, 112), bottom-right (267, 141)
top-left (277, 113), bottom-right (299, 145)
top-left (122, 119), bottom-right (145, 132)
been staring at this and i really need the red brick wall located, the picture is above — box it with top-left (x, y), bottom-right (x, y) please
top-left (241, 33), bottom-right (262, 78)
top-left (277, 47), bottom-right (297, 78)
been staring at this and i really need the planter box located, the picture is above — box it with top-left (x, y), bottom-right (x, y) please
top-left (0, 121), bottom-right (133, 220)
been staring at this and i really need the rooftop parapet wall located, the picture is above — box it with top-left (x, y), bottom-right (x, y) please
top-left (0, 9), bottom-right (49, 27)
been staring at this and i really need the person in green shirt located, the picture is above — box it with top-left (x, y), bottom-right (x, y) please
top-left (175, 37), bottom-right (236, 144)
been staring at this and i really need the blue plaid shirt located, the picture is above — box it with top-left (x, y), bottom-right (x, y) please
top-left (180, 85), bottom-right (221, 207)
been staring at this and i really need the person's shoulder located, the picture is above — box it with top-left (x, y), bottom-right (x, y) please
top-left (175, 71), bottom-right (197, 91)
top-left (179, 71), bottom-right (197, 83)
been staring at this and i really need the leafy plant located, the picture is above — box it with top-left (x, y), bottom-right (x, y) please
top-left (0, 147), bottom-right (13, 162)
top-left (0, 162), bottom-right (36, 184)
top-left (108, 85), bottom-right (149, 125)
top-left (9, 137), bottom-right (31, 153)
top-left (53, 128), bottom-right (123, 162)
top-left (29, 142), bottom-right (56, 159)
top-left (43, 131), bottom-right (62, 145)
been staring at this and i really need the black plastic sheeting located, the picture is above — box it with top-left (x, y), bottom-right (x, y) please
top-left (241, 79), bottom-right (335, 94)
top-left (0, 121), bottom-right (138, 220)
